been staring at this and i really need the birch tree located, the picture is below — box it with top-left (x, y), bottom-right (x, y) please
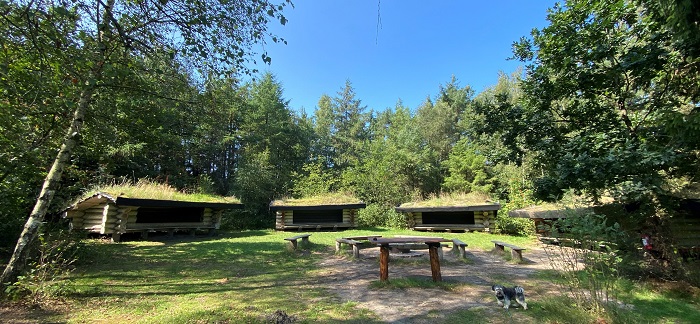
top-left (1, 0), bottom-right (291, 286)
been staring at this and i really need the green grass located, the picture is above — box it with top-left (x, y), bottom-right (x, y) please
top-left (270, 192), bottom-right (362, 206)
top-left (369, 277), bottom-right (464, 290)
top-left (75, 179), bottom-right (240, 204)
top-left (398, 191), bottom-right (497, 207)
top-left (16, 229), bottom-right (700, 323)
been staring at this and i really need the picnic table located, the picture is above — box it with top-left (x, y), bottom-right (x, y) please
top-left (370, 237), bottom-right (452, 282)
top-left (335, 236), bottom-right (382, 258)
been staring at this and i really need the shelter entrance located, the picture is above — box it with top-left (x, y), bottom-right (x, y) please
top-left (421, 211), bottom-right (475, 225)
top-left (294, 209), bottom-right (343, 223)
top-left (136, 207), bottom-right (204, 223)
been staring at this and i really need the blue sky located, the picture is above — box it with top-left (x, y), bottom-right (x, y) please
top-left (253, 1), bottom-right (556, 113)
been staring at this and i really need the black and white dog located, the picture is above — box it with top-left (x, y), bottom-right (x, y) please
top-left (491, 285), bottom-right (528, 310)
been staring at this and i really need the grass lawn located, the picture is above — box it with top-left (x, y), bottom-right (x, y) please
top-left (9, 229), bottom-right (700, 323)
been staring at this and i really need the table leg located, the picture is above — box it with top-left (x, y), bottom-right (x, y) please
top-left (428, 243), bottom-right (442, 282)
top-left (380, 244), bottom-right (389, 281)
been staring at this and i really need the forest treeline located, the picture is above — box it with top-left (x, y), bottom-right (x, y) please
top-left (2, 0), bottom-right (700, 261)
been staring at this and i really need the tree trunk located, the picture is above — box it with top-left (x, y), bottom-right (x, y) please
top-left (0, 85), bottom-right (95, 286)
top-left (0, 0), bottom-right (115, 287)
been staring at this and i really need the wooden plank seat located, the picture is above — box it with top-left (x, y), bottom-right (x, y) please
top-left (413, 224), bottom-right (486, 232)
top-left (371, 237), bottom-right (451, 282)
top-left (451, 239), bottom-right (468, 258)
top-left (282, 223), bottom-right (353, 231)
top-left (393, 235), bottom-right (444, 239)
top-left (343, 235), bottom-right (382, 240)
top-left (388, 243), bottom-right (448, 260)
top-left (123, 223), bottom-right (216, 240)
top-left (285, 234), bottom-right (311, 250)
top-left (492, 240), bottom-right (526, 262)
top-left (538, 236), bottom-right (611, 251)
top-left (335, 238), bottom-right (362, 258)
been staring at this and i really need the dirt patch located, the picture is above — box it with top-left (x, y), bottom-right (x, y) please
top-left (0, 301), bottom-right (69, 324)
top-left (312, 245), bottom-right (556, 323)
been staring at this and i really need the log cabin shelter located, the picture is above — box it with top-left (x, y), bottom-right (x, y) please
top-left (674, 199), bottom-right (700, 258)
top-left (396, 203), bottom-right (501, 232)
top-left (508, 205), bottom-right (591, 236)
top-left (270, 199), bottom-right (366, 231)
top-left (511, 200), bottom-right (700, 258)
top-left (63, 192), bottom-right (243, 242)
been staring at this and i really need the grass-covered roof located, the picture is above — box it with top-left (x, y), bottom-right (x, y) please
top-left (270, 192), bottom-right (363, 207)
top-left (71, 180), bottom-right (241, 206)
top-left (398, 192), bottom-right (498, 208)
top-left (508, 203), bottom-right (592, 219)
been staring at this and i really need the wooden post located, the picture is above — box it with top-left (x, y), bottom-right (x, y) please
top-left (511, 249), bottom-right (523, 262)
top-left (495, 243), bottom-right (505, 252)
top-left (352, 244), bottom-right (360, 258)
top-left (379, 244), bottom-right (389, 281)
top-left (335, 241), bottom-right (341, 252)
top-left (428, 243), bottom-right (442, 282)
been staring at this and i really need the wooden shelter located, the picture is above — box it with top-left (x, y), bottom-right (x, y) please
top-left (396, 201), bottom-right (500, 232)
top-left (270, 195), bottom-right (365, 231)
top-left (63, 193), bottom-right (243, 242)
top-left (508, 205), bottom-right (591, 236)
top-left (673, 199), bottom-right (700, 255)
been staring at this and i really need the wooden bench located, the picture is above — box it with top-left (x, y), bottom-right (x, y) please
top-left (388, 243), bottom-right (448, 260)
top-left (492, 240), bottom-right (526, 262)
top-left (335, 238), bottom-right (362, 258)
top-left (285, 234), bottom-right (311, 250)
top-left (451, 239), bottom-right (468, 258)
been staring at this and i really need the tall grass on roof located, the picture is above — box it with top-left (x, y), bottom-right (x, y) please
top-left (399, 192), bottom-right (496, 208)
top-left (271, 192), bottom-right (361, 206)
top-left (76, 179), bottom-right (240, 204)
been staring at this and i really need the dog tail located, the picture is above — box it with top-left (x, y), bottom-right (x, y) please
top-left (514, 286), bottom-right (527, 310)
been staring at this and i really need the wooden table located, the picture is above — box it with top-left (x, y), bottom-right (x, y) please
top-left (370, 237), bottom-right (452, 282)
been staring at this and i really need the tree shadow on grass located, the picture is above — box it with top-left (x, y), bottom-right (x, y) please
top-left (71, 240), bottom-right (321, 299)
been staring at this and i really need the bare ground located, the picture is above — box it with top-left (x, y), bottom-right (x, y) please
top-left (0, 242), bottom-right (559, 324)
top-left (312, 245), bottom-right (557, 323)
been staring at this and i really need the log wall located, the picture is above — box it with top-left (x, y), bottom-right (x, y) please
top-left (67, 204), bottom-right (223, 236)
top-left (406, 210), bottom-right (496, 232)
top-left (275, 208), bottom-right (358, 231)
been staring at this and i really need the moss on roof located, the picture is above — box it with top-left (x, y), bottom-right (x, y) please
top-left (270, 192), bottom-right (362, 206)
top-left (398, 192), bottom-right (497, 208)
top-left (508, 203), bottom-right (592, 219)
top-left (74, 180), bottom-right (240, 205)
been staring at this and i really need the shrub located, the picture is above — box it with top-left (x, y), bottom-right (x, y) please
top-left (356, 204), bottom-right (407, 229)
top-left (4, 226), bottom-right (81, 305)
top-left (543, 213), bottom-right (627, 313)
top-left (220, 209), bottom-right (273, 230)
top-left (493, 213), bottom-right (534, 236)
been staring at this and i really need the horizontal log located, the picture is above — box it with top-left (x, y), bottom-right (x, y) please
top-left (413, 224), bottom-right (487, 230)
top-left (82, 215), bottom-right (106, 220)
top-left (85, 225), bottom-right (103, 231)
top-left (126, 222), bottom-right (214, 230)
top-left (66, 211), bottom-right (85, 217)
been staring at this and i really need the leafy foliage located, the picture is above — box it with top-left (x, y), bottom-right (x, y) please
top-left (355, 204), bottom-right (407, 229)
top-left (544, 213), bottom-right (627, 313)
top-left (512, 0), bottom-right (700, 203)
top-left (4, 228), bottom-right (81, 305)
top-left (442, 139), bottom-right (494, 194)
